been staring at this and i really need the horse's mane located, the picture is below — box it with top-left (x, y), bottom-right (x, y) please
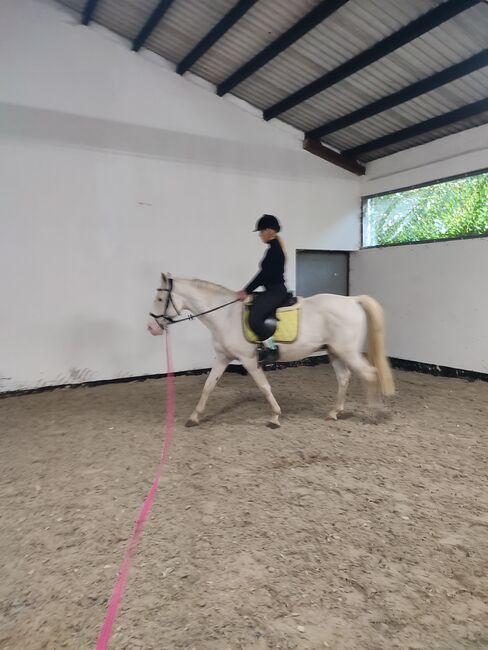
top-left (189, 278), bottom-right (235, 297)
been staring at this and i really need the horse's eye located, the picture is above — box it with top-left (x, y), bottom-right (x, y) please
top-left (157, 298), bottom-right (162, 302)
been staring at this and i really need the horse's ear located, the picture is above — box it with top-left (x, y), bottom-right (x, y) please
top-left (161, 272), bottom-right (167, 285)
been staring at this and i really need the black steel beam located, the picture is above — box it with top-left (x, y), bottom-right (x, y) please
top-left (303, 138), bottom-right (365, 175)
top-left (307, 50), bottom-right (488, 139)
top-left (217, 0), bottom-right (350, 97)
top-left (344, 98), bottom-right (488, 158)
top-left (132, 0), bottom-right (176, 52)
top-left (264, 0), bottom-right (482, 121)
top-left (81, 0), bottom-right (99, 26)
top-left (177, 0), bottom-right (258, 75)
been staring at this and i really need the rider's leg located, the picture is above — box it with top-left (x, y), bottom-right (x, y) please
top-left (249, 285), bottom-right (287, 362)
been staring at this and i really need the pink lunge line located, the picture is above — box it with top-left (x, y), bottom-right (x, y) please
top-left (95, 332), bottom-right (175, 650)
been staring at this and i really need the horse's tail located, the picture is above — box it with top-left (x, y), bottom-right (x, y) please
top-left (355, 295), bottom-right (395, 397)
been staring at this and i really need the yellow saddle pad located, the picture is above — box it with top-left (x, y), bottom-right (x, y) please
top-left (243, 301), bottom-right (301, 344)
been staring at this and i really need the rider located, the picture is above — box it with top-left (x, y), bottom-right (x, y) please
top-left (238, 214), bottom-right (288, 365)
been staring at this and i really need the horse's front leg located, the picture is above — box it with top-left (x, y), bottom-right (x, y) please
top-left (186, 354), bottom-right (229, 427)
top-left (241, 357), bottom-right (282, 428)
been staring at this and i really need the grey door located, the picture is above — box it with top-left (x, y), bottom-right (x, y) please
top-left (296, 250), bottom-right (349, 297)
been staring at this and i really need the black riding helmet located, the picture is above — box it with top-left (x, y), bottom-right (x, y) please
top-left (254, 214), bottom-right (281, 232)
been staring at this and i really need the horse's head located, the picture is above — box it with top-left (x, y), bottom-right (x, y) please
top-left (147, 273), bottom-right (184, 336)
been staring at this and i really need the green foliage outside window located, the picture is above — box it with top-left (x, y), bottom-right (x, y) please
top-left (363, 171), bottom-right (488, 247)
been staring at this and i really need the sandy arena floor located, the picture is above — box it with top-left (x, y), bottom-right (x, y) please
top-left (1, 364), bottom-right (488, 650)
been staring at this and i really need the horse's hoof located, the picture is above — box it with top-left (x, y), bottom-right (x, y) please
top-left (185, 418), bottom-right (199, 428)
top-left (267, 421), bottom-right (281, 429)
top-left (326, 413), bottom-right (338, 421)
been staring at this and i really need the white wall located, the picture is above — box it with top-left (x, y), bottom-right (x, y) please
top-left (0, 0), bottom-right (360, 392)
top-left (351, 238), bottom-right (488, 373)
top-left (351, 124), bottom-right (488, 373)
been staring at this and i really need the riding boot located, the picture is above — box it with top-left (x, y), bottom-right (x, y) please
top-left (258, 337), bottom-right (279, 366)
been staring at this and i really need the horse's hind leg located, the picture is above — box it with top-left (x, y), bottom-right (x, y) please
top-left (186, 354), bottom-right (229, 427)
top-left (342, 350), bottom-right (381, 412)
top-left (327, 352), bottom-right (351, 421)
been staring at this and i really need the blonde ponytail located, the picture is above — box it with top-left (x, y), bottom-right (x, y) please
top-left (276, 235), bottom-right (287, 261)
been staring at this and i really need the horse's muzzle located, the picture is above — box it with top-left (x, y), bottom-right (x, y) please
top-left (147, 318), bottom-right (164, 336)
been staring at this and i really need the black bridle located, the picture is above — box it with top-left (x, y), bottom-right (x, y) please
top-left (150, 277), bottom-right (180, 325)
top-left (149, 276), bottom-right (240, 328)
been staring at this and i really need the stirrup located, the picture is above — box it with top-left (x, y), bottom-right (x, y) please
top-left (258, 344), bottom-right (279, 366)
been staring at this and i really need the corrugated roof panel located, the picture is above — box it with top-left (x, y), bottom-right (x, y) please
top-left (194, 0), bottom-right (442, 92)
top-left (254, 3), bottom-right (487, 132)
top-left (189, 0), bottom-right (320, 85)
top-left (358, 112), bottom-right (488, 161)
top-left (90, 0), bottom-right (160, 42)
top-left (322, 68), bottom-right (488, 151)
top-left (444, 3), bottom-right (488, 51)
top-left (144, 0), bottom-right (237, 65)
top-left (278, 45), bottom-right (488, 137)
top-left (229, 0), bottom-right (442, 109)
top-left (57, 0), bottom-right (86, 12)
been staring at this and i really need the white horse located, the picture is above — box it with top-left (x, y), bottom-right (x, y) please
top-left (147, 274), bottom-right (394, 428)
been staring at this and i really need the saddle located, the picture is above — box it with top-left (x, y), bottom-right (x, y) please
top-left (243, 292), bottom-right (302, 344)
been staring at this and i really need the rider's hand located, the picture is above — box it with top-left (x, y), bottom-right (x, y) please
top-left (237, 290), bottom-right (248, 301)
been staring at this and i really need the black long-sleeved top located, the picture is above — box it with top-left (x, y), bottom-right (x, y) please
top-left (245, 238), bottom-right (285, 293)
